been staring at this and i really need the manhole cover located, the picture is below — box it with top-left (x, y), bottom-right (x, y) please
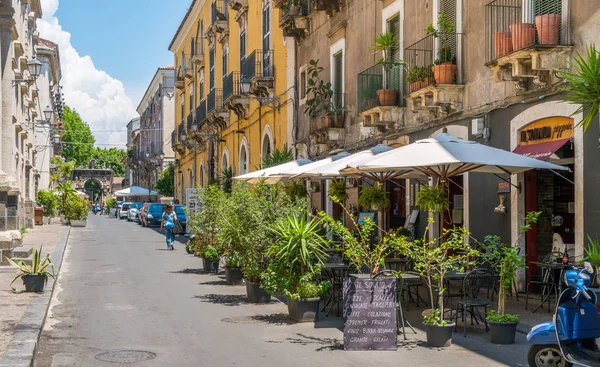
top-left (95, 350), bottom-right (156, 364)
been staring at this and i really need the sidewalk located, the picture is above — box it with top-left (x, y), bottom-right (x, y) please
top-left (0, 220), bottom-right (70, 363)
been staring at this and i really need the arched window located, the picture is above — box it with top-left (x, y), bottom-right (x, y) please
top-left (239, 145), bottom-right (248, 175)
top-left (199, 165), bottom-right (204, 187)
top-left (261, 131), bottom-right (272, 160)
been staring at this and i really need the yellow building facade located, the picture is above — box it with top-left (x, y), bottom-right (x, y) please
top-left (169, 0), bottom-right (293, 203)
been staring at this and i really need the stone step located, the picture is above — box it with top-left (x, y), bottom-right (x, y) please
top-left (8, 255), bottom-right (32, 266)
top-left (11, 246), bottom-right (33, 258)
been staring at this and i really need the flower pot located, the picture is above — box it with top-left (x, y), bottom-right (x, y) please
top-left (225, 267), bottom-right (244, 285)
top-left (246, 281), bottom-right (271, 303)
top-left (376, 89), bottom-right (398, 106)
top-left (535, 14), bottom-right (561, 45)
top-left (489, 321), bottom-right (518, 344)
top-left (22, 274), bottom-right (46, 292)
top-left (409, 81), bottom-right (422, 93)
top-left (70, 220), bottom-right (87, 227)
top-left (493, 31), bottom-right (513, 58)
top-left (287, 297), bottom-right (320, 323)
top-left (423, 76), bottom-right (435, 88)
top-left (424, 322), bottom-right (455, 347)
top-left (289, 5), bottom-right (300, 16)
top-left (510, 23), bottom-right (535, 51)
top-left (202, 258), bottom-right (219, 274)
top-left (334, 114), bottom-right (345, 128)
top-left (60, 215), bottom-right (69, 225)
top-left (432, 63), bottom-right (457, 84)
top-left (43, 216), bottom-right (50, 225)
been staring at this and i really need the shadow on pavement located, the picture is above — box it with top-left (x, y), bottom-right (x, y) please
top-left (193, 294), bottom-right (248, 306)
top-left (198, 279), bottom-right (228, 286)
top-left (170, 268), bottom-right (206, 274)
top-left (267, 333), bottom-right (343, 352)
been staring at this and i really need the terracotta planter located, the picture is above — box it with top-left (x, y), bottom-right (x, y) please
top-left (423, 76), bottom-right (434, 88)
top-left (334, 114), bottom-right (345, 128)
top-left (289, 5), bottom-right (300, 16)
top-left (493, 31), bottom-right (513, 58)
top-left (432, 63), bottom-right (457, 84)
top-left (376, 89), bottom-right (398, 106)
top-left (409, 81), bottom-right (422, 93)
top-left (510, 23), bottom-right (535, 51)
top-left (535, 14), bottom-right (561, 45)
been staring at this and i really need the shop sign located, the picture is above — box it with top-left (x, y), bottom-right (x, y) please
top-left (186, 188), bottom-right (199, 213)
top-left (343, 277), bottom-right (397, 351)
top-left (498, 180), bottom-right (511, 194)
top-left (519, 117), bottom-right (574, 146)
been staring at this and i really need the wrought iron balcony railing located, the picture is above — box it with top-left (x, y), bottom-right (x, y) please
top-left (241, 50), bottom-right (274, 81)
top-left (211, 0), bottom-right (228, 24)
top-left (357, 62), bottom-right (404, 114)
top-left (207, 89), bottom-right (225, 114)
top-left (197, 99), bottom-right (208, 127)
top-left (485, 0), bottom-right (569, 63)
top-left (171, 130), bottom-right (176, 146)
top-left (187, 112), bottom-right (195, 131)
top-left (223, 72), bottom-right (242, 102)
top-left (177, 122), bottom-right (185, 141)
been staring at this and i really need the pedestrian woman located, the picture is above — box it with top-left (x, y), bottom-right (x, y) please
top-left (160, 205), bottom-right (177, 250)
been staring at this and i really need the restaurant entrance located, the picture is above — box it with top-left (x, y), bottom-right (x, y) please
top-left (515, 117), bottom-right (575, 282)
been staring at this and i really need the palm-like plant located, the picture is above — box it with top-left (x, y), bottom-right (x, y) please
top-left (220, 167), bottom-right (233, 193)
top-left (559, 44), bottom-right (600, 132)
top-left (260, 145), bottom-right (294, 169)
top-left (56, 181), bottom-right (76, 216)
top-left (7, 247), bottom-right (56, 291)
top-left (372, 32), bottom-right (400, 90)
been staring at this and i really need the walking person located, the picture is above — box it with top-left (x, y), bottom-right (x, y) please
top-left (160, 205), bottom-right (177, 251)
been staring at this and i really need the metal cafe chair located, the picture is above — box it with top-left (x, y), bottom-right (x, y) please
top-left (525, 252), bottom-right (563, 313)
top-left (453, 268), bottom-right (495, 337)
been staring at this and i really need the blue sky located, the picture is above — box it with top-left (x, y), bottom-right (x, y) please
top-left (55, 0), bottom-right (190, 105)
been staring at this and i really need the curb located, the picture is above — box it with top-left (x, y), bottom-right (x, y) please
top-left (0, 225), bottom-right (71, 367)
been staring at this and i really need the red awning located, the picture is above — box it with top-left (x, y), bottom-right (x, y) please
top-left (512, 139), bottom-right (570, 161)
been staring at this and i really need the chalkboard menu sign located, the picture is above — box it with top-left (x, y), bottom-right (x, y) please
top-left (343, 277), bottom-right (397, 351)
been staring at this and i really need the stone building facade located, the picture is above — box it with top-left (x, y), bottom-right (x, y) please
top-left (0, 0), bottom-right (44, 263)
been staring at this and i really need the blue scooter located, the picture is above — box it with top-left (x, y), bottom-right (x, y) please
top-left (527, 262), bottom-right (600, 367)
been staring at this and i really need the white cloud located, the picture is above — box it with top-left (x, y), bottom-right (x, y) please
top-left (37, 0), bottom-right (137, 147)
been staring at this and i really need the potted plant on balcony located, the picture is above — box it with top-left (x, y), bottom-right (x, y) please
top-left (406, 66), bottom-right (434, 93)
top-left (509, 22), bottom-right (535, 52)
top-left (481, 211), bottom-right (540, 344)
top-left (535, 2), bottom-right (561, 45)
top-left (330, 103), bottom-right (347, 128)
top-left (372, 32), bottom-right (401, 106)
top-left (493, 30), bottom-right (513, 58)
top-left (262, 216), bottom-right (331, 322)
top-left (7, 247), bottom-right (55, 292)
top-left (427, 12), bottom-right (457, 84)
top-left (305, 59), bottom-right (334, 128)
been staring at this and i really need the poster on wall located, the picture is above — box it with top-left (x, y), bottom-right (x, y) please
top-left (186, 188), bottom-right (199, 213)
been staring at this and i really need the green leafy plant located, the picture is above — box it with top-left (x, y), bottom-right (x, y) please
top-left (260, 145), bottom-right (294, 169)
top-left (584, 235), bottom-right (600, 267)
top-left (203, 245), bottom-right (221, 263)
top-left (64, 195), bottom-right (89, 221)
top-left (20, 226), bottom-right (27, 235)
top-left (423, 309), bottom-right (448, 326)
top-left (305, 59), bottom-right (333, 119)
top-left (486, 310), bottom-right (519, 323)
top-left (224, 251), bottom-right (243, 268)
top-left (559, 45), bottom-right (600, 132)
top-left (220, 166), bottom-right (233, 194)
top-left (106, 198), bottom-right (117, 211)
top-left (416, 185), bottom-right (449, 214)
top-left (358, 183), bottom-right (389, 211)
top-left (426, 12), bottom-right (456, 64)
top-left (7, 247), bottom-right (56, 291)
top-left (286, 180), bottom-right (307, 201)
top-left (402, 223), bottom-right (478, 325)
top-left (56, 181), bottom-right (76, 217)
top-left (328, 179), bottom-right (348, 203)
top-left (406, 66), bottom-right (429, 83)
top-left (372, 32), bottom-right (403, 90)
top-left (37, 190), bottom-right (58, 217)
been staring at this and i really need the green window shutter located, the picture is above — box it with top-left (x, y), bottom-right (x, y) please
top-left (333, 51), bottom-right (343, 107)
top-left (386, 15), bottom-right (400, 63)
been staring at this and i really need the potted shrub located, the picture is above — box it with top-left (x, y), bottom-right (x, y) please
top-left (56, 181), bottom-right (76, 224)
top-left (584, 235), bottom-right (600, 287)
top-left (201, 245), bottom-right (220, 274)
top-left (305, 59), bottom-right (333, 127)
top-left (106, 198), bottom-right (117, 217)
top-left (224, 251), bottom-right (244, 285)
top-left (358, 183), bottom-right (389, 211)
top-left (372, 32), bottom-right (401, 106)
top-left (7, 247), bottom-right (55, 292)
top-left (481, 211), bottom-right (540, 344)
top-left (510, 22), bottom-right (535, 51)
top-left (535, 5), bottom-right (561, 45)
top-left (406, 224), bottom-right (478, 347)
top-left (65, 195), bottom-right (89, 227)
top-left (427, 12), bottom-right (457, 84)
top-left (330, 103), bottom-right (347, 128)
top-left (328, 179), bottom-right (348, 204)
top-left (263, 216), bottom-right (331, 322)
top-left (37, 190), bottom-right (57, 224)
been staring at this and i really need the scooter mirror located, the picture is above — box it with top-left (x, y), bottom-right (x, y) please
top-left (584, 261), bottom-right (594, 274)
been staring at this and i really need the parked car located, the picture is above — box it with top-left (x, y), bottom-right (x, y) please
top-left (127, 202), bottom-right (142, 222)
top-left (119, 202), bottom-right (132, 219)
top-left (175, 205), bottom-right (187, 232)
top-left (143, 203), bottom-right (164, 227)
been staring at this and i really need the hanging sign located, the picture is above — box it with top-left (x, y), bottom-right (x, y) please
top-left (343, 277), bottom-right (398, 351)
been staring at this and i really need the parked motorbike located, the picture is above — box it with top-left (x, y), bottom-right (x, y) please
top-left (527, 262), bottom-right (600, 367)
top-left (185, 234), bottom-right (196, 255)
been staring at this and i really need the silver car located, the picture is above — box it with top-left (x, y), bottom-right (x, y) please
top-left (119, 202), bottom-right (132, 220)
top-left (127, 202), bottom-right (142, 222)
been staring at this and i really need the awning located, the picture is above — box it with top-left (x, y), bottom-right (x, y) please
top-left (512, 139), bottom-right (570, 161)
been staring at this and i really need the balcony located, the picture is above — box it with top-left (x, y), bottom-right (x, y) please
top-left (207, 89), bottom-right (230, 129)
top-left (357, 62), bottom-right (405, 130)
top-left (187, 112), bottom-right (195, 132)
top-left (223, 72), bottom-right (249, 118)
top-left (241, 50), bottom-right (274, 96)
top-left (309, 93), bottom-right (345, 149)
top-left (191, 41), bottom-right (205, 68)
top-left (485, 0), bottom-right (572, 89)
top-left (229, 0), bottom-right (247, 12)
top-left (174, 67), bottom-right (185, 90)
top-left (173, 124), bottom-right (186, 154)
top-left (197, 100), bottom-right (208, 130)
top-left (278, 1), bottom-right (311, 40)
top-left (207, 0), bottom-right (228, 38)
top-left (313, 0), bottom-right (342, 16)
top-left (404, 33), bottom-right (465, 118)
top-left (183, 57), bottom-right (194, 79)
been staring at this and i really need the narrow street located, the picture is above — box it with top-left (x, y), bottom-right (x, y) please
top-left (34, 215), bottom-right (531, 367)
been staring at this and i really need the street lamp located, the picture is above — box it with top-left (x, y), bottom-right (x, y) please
top-left (159, 152), bottom-right (165, 160)
top-left (27, 58), bottom-right (43, 79)
top-left (180, 133), bottom-right (187, 142)
top-left (240, 76), bottom-right (251, 95)
top-left (52, 131), bottom-right (60, 144)
top-left (43, 106), bottom-right (53, 122)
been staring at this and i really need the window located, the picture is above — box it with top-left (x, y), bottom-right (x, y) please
top-left (189, 83), bottom-right (194, 110)
top-left (333, 51), bottom-right (343, 107)
top-left (387, 15), bottom-right (401, 63)
top-left (199, 68), bottom-right (205, 101)
top-left (199, 166), bottom-right (204, 187)
top-left (262, 3), bottom-right (272, 75)
top-left (180, 93), bottom-right (185, 124)
top-left (239, 145), bottom-right (248, 175)
top-left (181, 51), bottom-right (186, 71)
top-left (200, 19), bottom-right (205, 55)
top-left (240, 16), bottom-right (247, 69)
top-left (222, 45), bottom-right (228, 79)
top-left (209, 46), bottom-right (215, 90)
top-left (191, 37), bottom-right (195, 56)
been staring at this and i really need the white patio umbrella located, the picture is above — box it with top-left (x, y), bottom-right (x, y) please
top-left (114, 186), bottom-right (158, 197)
top-left (293, 144), bottom-right (393, 180)
top-left (342, 132), bottom-right (568, 181)
top-left (262, 151), bottom-right (352, 183)
top-left (233, 159), bottom-right (313, 184)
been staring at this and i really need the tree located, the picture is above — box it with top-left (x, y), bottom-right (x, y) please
top-left (155, 164), bottom-right (175, 196)
top-left (91, 147), bottom-right (127, 176)
top-left (61, 106), bottom-right (95, 166)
